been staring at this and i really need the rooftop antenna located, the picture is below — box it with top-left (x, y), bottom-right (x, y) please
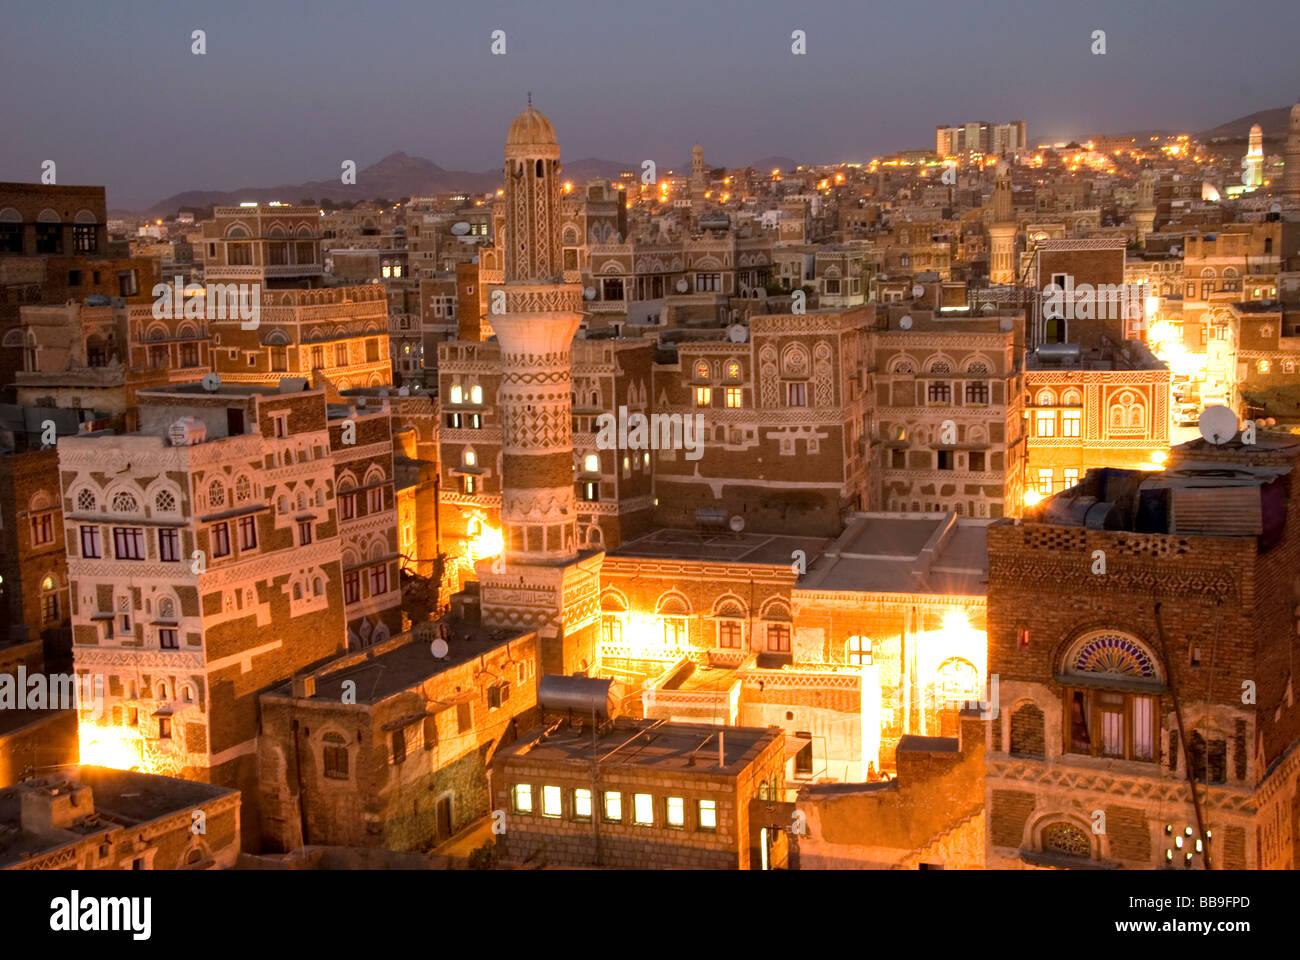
top-left (527, 90), bottom-right (532, 107)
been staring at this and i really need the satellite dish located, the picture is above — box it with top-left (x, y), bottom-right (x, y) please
top-left (583, 286), bottom-right (597, 300)
top-left (1198, 405), bottom-right (1238, 445)
top-left (201, 373), bottom-right (221, 392)
top-left (729, 515), bottom-right (745, 533)
top-left (398, 385), bottom-right (410, 396)
top-left (727, 324), bottom-right (749, 343)
top-left (430, 638), bottom-right (449, 659)
top-left (899, 315), bottom-right (913, 330)
top-left (675, 278), bottom-right (690, 293)
top-left (911, 284), bottom-right (925, 298)
top-left (450, 221), bottom-right (471, 236)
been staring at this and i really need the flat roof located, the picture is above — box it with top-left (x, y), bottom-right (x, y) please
top-left (0, 766), bottom-right (237, 866)
top-left (798, 512), bottom-right (989, 596)
top-left (610, 527), bottom-right (829, 567)
top-left (265, 623), bottom-right (532, 707)
top-left (504, 717), bottom-right (779, 776)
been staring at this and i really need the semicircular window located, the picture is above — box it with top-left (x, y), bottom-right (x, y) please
top-left (1069, 632), bottom-right (1157, 680)
top-left (1042, 822), bottom-right (1090, 858)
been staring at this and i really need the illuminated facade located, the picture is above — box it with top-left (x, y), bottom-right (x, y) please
top-left (986, 433), bottom-right (1300, 869)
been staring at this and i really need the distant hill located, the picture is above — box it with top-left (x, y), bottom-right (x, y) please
top-left (140, 151), bottom-right (503, 218)
top-left (140, 152), bottom-right (652, 218)
top-left (1199, 106), bottom-right (1293, 142)
top-left (751, 155), bottom-right (798, 174)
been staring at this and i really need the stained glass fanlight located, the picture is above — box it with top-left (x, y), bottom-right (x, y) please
top-left (1068, 632), bottom-right (1158, 680)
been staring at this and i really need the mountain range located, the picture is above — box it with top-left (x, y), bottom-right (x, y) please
top-left (127, 106), bottom-right (1290, 218)
top-left (132, 152), bottom-right (801, 218)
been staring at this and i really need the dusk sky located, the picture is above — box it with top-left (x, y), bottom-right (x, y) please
top-left (2, 0), bottom-right (1297, 210)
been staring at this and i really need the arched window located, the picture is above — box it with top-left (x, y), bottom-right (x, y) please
top-left (1042, 822), bottom-right (1091, 858)
top-left (234, 476), bottom-right (252, 502)
top-left (313, 577), bottom-right (324, 596)
top-left (76, 489), bottom-right (97, 512)
top-left (277, 496), bottom-right (288, 514)
top-left (207, 480), bottom-right (225, 508)
top-left (470, 384), bottom-right (483, 404)
top-left (159, 598), bottom-right (175, 620)
top-left (725, 360), bottom-right (741, 381)
top-left (155, 490), bottom-right (177, 513)
top-left (695, 360), bottom-right (710, 380)
top-left (846, 636), bottom-right (871, 666)
top-left (935, 657), bottom-right (980, 706)
top-left (292, 583), bottom-right (303, 601)
top-left (1062, 631), bottom-right (1160, 761)
top-left (111, 491), bottom-right (138, 513)
top-left (1009, 702), bottom-right (1045, 758)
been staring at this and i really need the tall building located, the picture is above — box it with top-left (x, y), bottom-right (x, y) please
top-left (62, 381), bottom-right (403, 846)
top-left (1285, 102), bottom-right (1300, 199)
top-left (985, 433), bottom-right (1300, 869)
top-left (987, 163), bottom-right (1018, 284)
top-left (475, 103), bottom-right (603, 677)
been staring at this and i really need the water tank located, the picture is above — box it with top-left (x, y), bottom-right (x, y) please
top-left (167, 417), bottom-right (207, 446)
top-left (1035, 343), bottom-right (1082, 362)
top-left (538, 675), bottom-right (615, 720)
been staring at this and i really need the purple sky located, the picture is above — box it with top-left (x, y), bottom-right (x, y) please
top-left (2, 0), bottom-right (1297, 209)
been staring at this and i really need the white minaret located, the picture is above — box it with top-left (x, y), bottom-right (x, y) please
top-left (1242, 123), bottom-right (1264, 190)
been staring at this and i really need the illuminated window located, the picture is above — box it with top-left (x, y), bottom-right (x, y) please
top-left (717, 620), bottom-right (742, 648)
top-left (695, 360), bottom-right (710, 380)
top-left (1035, 411), bottom-right (1056, 437)
top-left (725, 387), bottom-right (742, 408)
top-left (462, 475), bottom-right (476, 495)
top-left (470, 385), bottom-right (483, 404)
top-left (663, 617), bottom-right (686, 645)
top-left (1258, 360), bottom-right (1270, 374)
top-left (512, 784), bottom-right (533, 814)
top-left (449, 384), bottom-right (463, 405)
top-left (584, 453), bottom-right (599, 472)
top-left (464, 450), bottom-right (477, 467)
top-left (846, 636), bottom-right (872, 666)
top-left (725, 360), bottom-right (741, 381)
top-left (573, 788), bottom-right (592, 822)
top-left (697, 800), bottom-right (717, 832)
top-left (666, 797), bottom-right (685, 829)
top-left (1062, 410), bottom-right (1082, 437)
top-left (1036, 468), bottom-right (1054, 495)
top-left (633, 793), bottom-right (654, 825)
top-left (695, 386), bottom-right (712, 407)
top-left (542, 785), bottom-right (562, 818)
top-left (603, 791), bottom-right (622, 822)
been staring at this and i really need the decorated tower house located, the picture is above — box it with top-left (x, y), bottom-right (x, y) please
top-left (477, 102), bottom-right (603, 676)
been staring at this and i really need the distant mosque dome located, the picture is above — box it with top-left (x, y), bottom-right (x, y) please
top-left (505, 104), bottom-right (557, 151)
